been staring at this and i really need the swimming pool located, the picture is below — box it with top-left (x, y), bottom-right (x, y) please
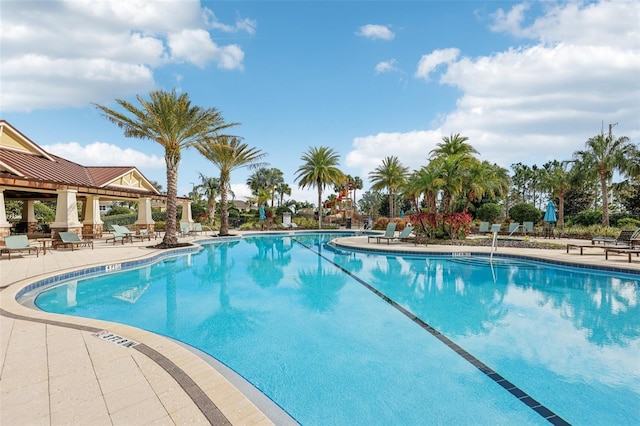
top-left (31, 233), bottom-right (640, 425)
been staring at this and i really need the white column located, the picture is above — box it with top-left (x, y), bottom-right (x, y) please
top-left (135, 197), bottom-right (155, 225)
top-left (180, 200), bottom-right (193, 227)
top-left (83, 196), bottom-right (103, 224)
top-left (0, 189), bottom-right (11, 227)
top-left (22, 200), bottom-right (36, 222)
top-left (51, 189), bottom-right (82, 228)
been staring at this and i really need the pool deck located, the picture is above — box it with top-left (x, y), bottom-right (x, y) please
top-left (1, 231), bottom-right (638, 425)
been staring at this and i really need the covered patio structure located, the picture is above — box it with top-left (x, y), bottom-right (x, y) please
top-left (0, 120), bottom-right (194, 242)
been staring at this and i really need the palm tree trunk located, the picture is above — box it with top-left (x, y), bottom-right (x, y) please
top-left (164, 160), bottom-right (179, 245)
top-left (389, 191), bottom-right (394, 218)
top-left (600, 173), bottom-right (609, 226)
top-left (220, 172), bottom-right (230, 235)
top-left (317, 186), bottom-right (323, 229)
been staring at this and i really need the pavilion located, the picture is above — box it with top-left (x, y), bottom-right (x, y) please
top-left (0, 120), bottom-right (194, 241)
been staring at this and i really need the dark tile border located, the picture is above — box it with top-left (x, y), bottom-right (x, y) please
top-left (0, 308), bottom-right (229, 425)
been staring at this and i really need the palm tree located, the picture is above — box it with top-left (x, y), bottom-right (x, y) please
top-left (193, 136), bottom-right (267, 236)
top-left (247, 167), bottom-right (284, 207)
top-left (295, 147), bottom-right (345, 229)
top-left (196, 173), bottom-right (222, 225)
top-left (350, 176), bottom-right (363, 211)
top-left (275, 182), bottom-right (292, 207)
top-left (369, 156), bottom-right (409, 218)
top-left (94, 89), bottom-right (235, 246)
top-left (430, 133), bottom-right (478, 158)
top-left (572, 133), bottom-right (637, 226)
top-left (462, 161), bottom-right (510, 211)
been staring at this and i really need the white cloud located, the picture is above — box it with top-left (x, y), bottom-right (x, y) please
top-left (356, 24), bottom-right (395, 41)
top-left (0, 0), bottom-right (251, 112)
top-left (346, 130), bottom-right (443, 176)
top-left (349, 0), bottom-right (640, 179)
top-left (42, 141), bottom-right (165, 169)
top-left (415, 48), bottom-right (460, 80)
top-left (204, 9), bottom-right (257, 35)
top-left (375, 59), bottom-right (400, 74)
top-left (168, 30), bottom-right (244, 70)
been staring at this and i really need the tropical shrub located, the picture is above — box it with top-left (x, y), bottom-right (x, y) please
top-left (508, 203), bottom-right (541, 224)
top-left (616, 217), bottom-right (640, 229)
top-left (476, 203), bottom-right (503, 223)
top-left (572, 209), bottom-right (602, 227)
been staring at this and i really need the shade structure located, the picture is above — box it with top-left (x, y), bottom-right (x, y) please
top-left (544, 201), bottom-right (557, 223)
top-left (259, 205), bottom-right (266, 221)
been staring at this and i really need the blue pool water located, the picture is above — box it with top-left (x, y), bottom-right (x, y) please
top-left (33, 233), bottom-right (640, 425)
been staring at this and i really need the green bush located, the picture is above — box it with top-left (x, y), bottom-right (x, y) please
top-left (616, 217), bottom-right (640, 229)
top-left (476, 203), bottom-right (503, 223)
top-left (509, 203), bottom-right (541, 224)
top-left (573, 209), bottom-right (602, 227)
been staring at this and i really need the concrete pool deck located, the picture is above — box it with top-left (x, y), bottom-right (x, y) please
top-left (1, 231), bottom-right (638, 425)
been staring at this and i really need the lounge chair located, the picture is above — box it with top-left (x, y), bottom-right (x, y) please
top-left (477, 222), bottom-right (490, 233)
top-left (604, 247), bottom-right (640, 263)
top-left (523, 222), bottom-right (535, 235)
top-left (180, 222), bottom-right (192, 237)
top-left (1, 235), bottom-right (39, 260)
top-left (367, 222), bottom-right (397, 244)
top-left (397, 225), bottom-right (415, 242)
top-left (54, 231), bottom-right (94, 251)
top-left (192, 223), bottom-right (204, 234)
top-left (105, 227), bottom-right (132, 244)
top-left (508, 223), bottom-right (521, 235)
top-left (490, 224), bottom-right (502, 233)
top-left (567, 229), bottom-right (639, 255)
top-left (131, 229), bottom-right (152, 242)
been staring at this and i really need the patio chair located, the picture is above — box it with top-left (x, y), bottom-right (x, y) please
top-left (54, 231), bottom-right (94, 251)
top-left (477, 222), bottom-right (490, 233)
top-left (367, 222), bottom-right (397, 244)
top-left (1, 235), bottom-right (39, 260)
top-left (131, 229), bottom-right (152, 242)
top-left (180, 222), bottom-right (192, 237)
top-left (105, 227), bottom-right (132, 244)
top-left (508, 222), bottom-right (521, 235)
top-left (523, 222), bottom-right (535, 235)
top-left (397, 225), bottom-right (415, 242)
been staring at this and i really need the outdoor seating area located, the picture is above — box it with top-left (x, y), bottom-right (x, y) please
top-left (566, 228), bottom-right (640, 258)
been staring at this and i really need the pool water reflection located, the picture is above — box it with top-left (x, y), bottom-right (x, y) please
top-left (34, 233), bottom-right (640, 425)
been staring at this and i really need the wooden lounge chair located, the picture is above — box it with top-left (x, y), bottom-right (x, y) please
top-left (1, 235), bottom-right (39, 260)
top-left (397, 225), bottom-right (415, 242)
top-left (604, 247), bottom-right (640, 263)
top-left (105, 227), bottom-right (132, 244)
top-left (54, 232), bottom-right (94, 250)
top-left (131, 229), bottom-right (152, 242)
top-left (367, 222), bottom-right (397, 244)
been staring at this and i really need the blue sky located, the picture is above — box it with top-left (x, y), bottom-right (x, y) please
top-left (2, 0), bottom-right (639, 206)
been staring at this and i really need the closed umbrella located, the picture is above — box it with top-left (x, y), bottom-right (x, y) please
top-left (544, 201), bottom-right (557, 223)
top-left (259, 205), bottom-right (266, 221)
top-left (543, 201), bottom-right (557, 239)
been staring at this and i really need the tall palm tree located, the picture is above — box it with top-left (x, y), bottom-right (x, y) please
top-left (430, 133), bottom-right (478, 158)
top-left (295, 147), bottom-right (345, 229)
top-left (94, 89), bottom-right (235, 246)
top-left (369, 156), bottom-right (409, 218)
top-left (350, 176), bottom-right (363, 211)
top-left (572, 133), bottom-right (637, 226)
top-left (193, 136), bottom-right (267, 236)
top-left (246, 167), bottom-right (284, 207)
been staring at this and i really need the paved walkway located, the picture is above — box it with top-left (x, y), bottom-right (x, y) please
top-left (1, 231), bottom-right (638, 425)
